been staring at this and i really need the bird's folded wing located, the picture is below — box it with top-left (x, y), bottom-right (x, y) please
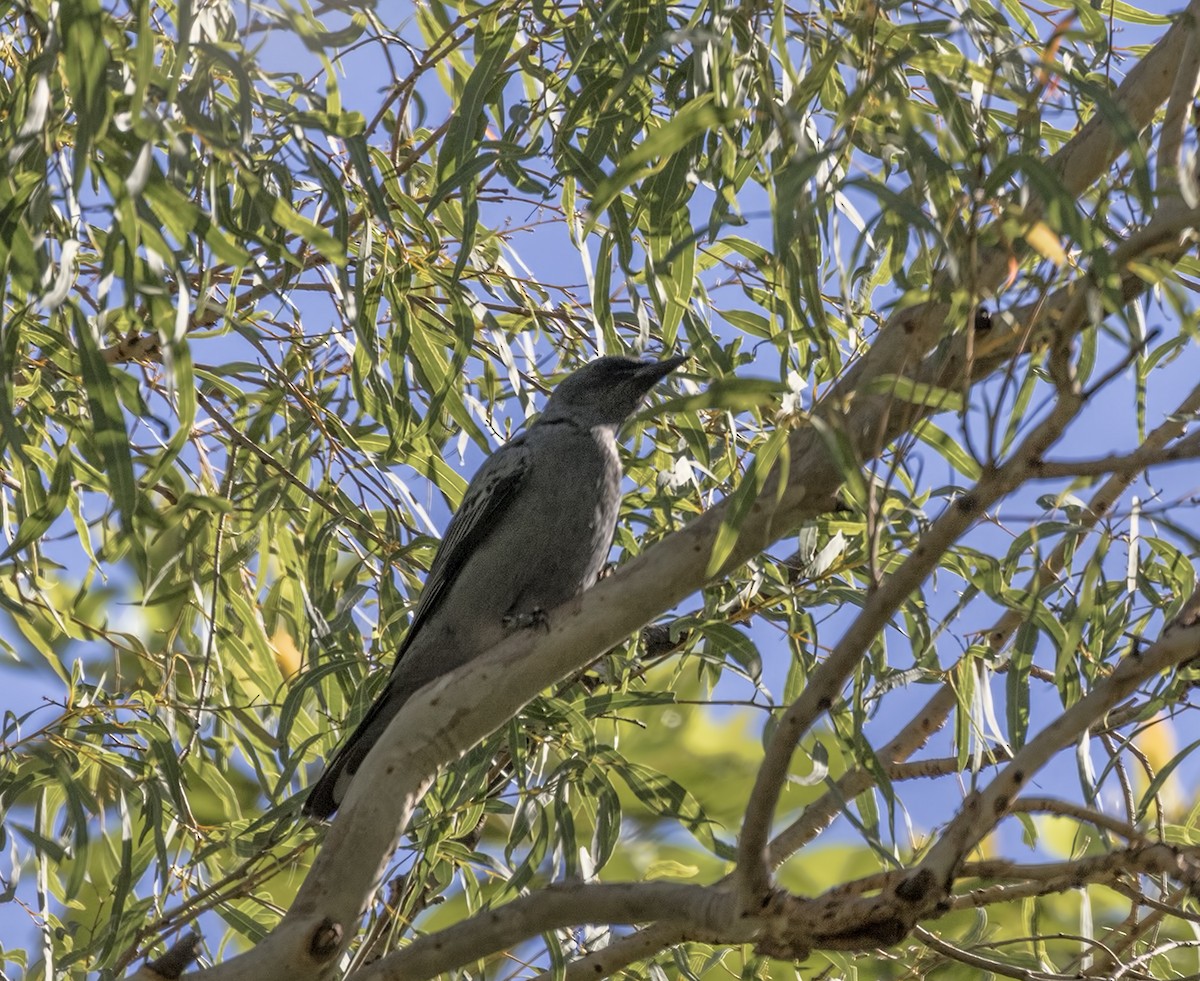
top-left (389, 435), bottom-right (531, 670)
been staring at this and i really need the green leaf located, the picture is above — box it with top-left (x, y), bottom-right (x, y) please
top-left (863, 374), bottom-right (965, 412)
top-left (644, 377), bottom-right (787, 421)
top-left (71, 306), bottom-right (137, 534)
top-left (269, 196), bottom-right (345, 264)
top-left (699, 621), bottom-right (762, 682)
top-left (432, 9), bottom-right (520, 282)
top-left (707, 426), bottom-right (790, 578)
top-left (60, 0), bottom-right (111, 187)
top-left (1, 443), bottom-right (73, 559)
top-left (586, 98), bottom-right (743, 230)
top-left (915, 419), bottom-right (982, 480)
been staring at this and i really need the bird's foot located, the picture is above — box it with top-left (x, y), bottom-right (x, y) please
top-left (503, 607), bottom-right (549, 631)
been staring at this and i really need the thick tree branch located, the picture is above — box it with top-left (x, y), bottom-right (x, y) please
top-left (1156, 0), bottom-right (1200, 207)
top-left (407, 840), bottom-right (1199, 980)
top-left (353, 883), bottom-right (740, 981)
top-left (515, 16), bottom-right (1200, 976)
top-left (1046, 12), bottom-right (1192, 202)
top-left (738, 220), bottom-right (1199, 948)
top-left (184, 448), bottom-right (840, 980)
top-left (1007, 796), bottom-right (1142, 841)
top-left (1027, 435), bottom-right (1200, 478)
top-left (741, 783), bottom-right (1200, 960)
top-left (960, 844), bottom-right (1200, 890)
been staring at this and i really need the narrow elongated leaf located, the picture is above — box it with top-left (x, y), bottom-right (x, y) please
top-left (1, 443), bottom-right (73, 559)
top-left (71, 306), bottom-right (137, 533)
top-left (707, 426), bottom-right (790, 578)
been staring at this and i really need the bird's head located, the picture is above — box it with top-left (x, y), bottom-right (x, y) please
top-left (539, 354), bottom-right (687, 429)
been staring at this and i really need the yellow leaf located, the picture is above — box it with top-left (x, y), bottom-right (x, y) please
top-left (1135, 714), bottom-right (1177, 771)
top-left (644, 860), bottom-right (700, 880)
top-left (1134, 714), bottom-right (1180, 816)
top-left (1024, 221), bottom-right (1067, 267)
top-left (270, 627), bottom-right (303, 682)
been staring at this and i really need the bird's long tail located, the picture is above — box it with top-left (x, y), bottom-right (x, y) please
top-left (302, 692), bottom-right (393, 820)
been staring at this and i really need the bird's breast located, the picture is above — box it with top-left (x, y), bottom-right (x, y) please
top-left (494, 424), bottom-right (621, 602)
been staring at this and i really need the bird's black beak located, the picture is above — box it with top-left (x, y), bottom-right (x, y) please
top-left (633, 353), bottom-right (688, 387)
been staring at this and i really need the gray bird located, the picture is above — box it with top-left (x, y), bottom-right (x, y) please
top-left (303, 354), bottom-right (686, 819)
